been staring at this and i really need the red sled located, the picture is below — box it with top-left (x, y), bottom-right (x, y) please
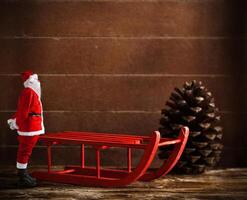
top-left (32, 127), bottom-right (189, 187)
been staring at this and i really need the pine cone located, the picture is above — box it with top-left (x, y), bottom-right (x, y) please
top-left (158, 80), bottom-right (223, 174)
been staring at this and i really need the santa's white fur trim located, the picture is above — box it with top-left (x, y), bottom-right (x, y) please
top-left (16, 162), bottom-right (28, 169)
top-left (18, 128), bottom-right (45, 136)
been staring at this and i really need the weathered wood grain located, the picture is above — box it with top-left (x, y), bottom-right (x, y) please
top-left (0, 38), bottom-right (241, 74)
top-left (0, 1), bottom-right (246, 37)
top-left (0, 76), bottom-right (237, 111)
top-left (0, 168), bottom-right (247, 200)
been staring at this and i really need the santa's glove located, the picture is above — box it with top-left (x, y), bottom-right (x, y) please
top-left (7, 118), bottom-right (19, 130)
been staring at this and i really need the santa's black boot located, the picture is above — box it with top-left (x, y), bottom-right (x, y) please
top-left (17, 169), bottom-right (37, 188)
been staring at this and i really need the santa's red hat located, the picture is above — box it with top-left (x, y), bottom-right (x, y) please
top-left (21, 70), bottom-right (33, 82)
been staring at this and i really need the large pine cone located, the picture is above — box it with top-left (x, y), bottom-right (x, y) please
top-left (158, 80), bottom-right (223, 174)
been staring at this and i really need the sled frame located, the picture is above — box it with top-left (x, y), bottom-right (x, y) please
top-left (32, 127), bottom-right (189, 187)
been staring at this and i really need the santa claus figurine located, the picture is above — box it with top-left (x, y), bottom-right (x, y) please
top-left (7, 70), bottom-right (45, 187)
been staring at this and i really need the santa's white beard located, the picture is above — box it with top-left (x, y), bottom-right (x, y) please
top-left (23, 74), bottom-right (41, 98)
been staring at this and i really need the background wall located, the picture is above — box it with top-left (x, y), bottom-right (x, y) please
top-left (0, 0), bottom-right (246, 168)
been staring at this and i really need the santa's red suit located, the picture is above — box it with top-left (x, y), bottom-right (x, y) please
top-left (8, 71), bottom-right (45, 170)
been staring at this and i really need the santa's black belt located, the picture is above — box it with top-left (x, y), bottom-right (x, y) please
top-left (29, 112), bottom-right (41, 116)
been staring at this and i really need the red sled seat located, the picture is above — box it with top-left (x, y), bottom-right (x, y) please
top-left (32, 127), bottom-right (189, 187)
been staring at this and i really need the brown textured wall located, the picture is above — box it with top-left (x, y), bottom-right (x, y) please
top-left (0, 0), bottom-right (246, 168)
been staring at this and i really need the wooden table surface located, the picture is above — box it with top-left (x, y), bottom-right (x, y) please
top-left (0, 168), bottom-right (247, 200)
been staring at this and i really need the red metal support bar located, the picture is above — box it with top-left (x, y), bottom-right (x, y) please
top-left (96, 148), bottom-right (100, 178)
top-left (64, 131), bottom-right (147, 140)
top-left (81, 144), bottom-right (85, 168)
top-left (127, 148), bottom-right (132, 172)
top-left (41, 138), bottom-right (146, 149)
top-left (140, 127), bottom-right (189, 181)
top-left (47, 144), bottom-right (52, 173)
top-left (158, 138), bottom-right (181, 146)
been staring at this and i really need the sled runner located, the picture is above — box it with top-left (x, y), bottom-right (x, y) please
top-left (32, 127), bottom-right (189, 187)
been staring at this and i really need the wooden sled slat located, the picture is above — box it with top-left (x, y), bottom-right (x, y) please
top-left (32, 127), bottom-right (189, 187)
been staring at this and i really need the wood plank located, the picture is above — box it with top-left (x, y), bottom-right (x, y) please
top-left (0, 38), bottom-right (242, 74)
top-left (0, 76), bottom-right (238, 111)
top-left (0, 1), bottom-right (245, 37)
top-left (1, 168), bottom-right (247, 198)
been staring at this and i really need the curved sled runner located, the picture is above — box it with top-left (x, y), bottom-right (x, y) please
top-left (32, 127), bottom-right (189, 187)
